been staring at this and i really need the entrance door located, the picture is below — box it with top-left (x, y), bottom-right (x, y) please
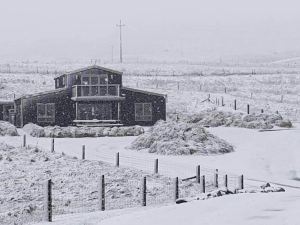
top-left (78, 103), bottom-right (112, 120)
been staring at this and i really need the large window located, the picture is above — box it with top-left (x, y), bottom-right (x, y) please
top-left (37, 103), bottom-right (55, 123)
top-left (135, 103), bottom-right (152, 121)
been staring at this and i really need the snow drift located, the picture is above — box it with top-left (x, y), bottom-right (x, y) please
top-left (0, 121), bottom-right (18, 136)
top-left (130, 120), bottom-right (234, 155)
top-left (181, 110), bottom-right (292, 129)
top-left (22, 124), bottom-right (144, 138)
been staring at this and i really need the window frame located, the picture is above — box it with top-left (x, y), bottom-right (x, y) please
top-left (37, 103), bottom-right (55, 123)
top-left (134, 103), bottom-right (153, 121)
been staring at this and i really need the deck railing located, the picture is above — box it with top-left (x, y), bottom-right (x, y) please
top-left (72, 85), bottom-right (120, 98)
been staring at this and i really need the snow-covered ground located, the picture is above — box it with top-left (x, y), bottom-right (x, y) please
top-left (1, 61), bottom-right (300, 225)
top-left (1, 124), bottom-right (299, 187)
top-left (32, 190), bottom-right (300, 225)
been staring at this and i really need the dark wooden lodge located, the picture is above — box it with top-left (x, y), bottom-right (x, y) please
top-left (14, 65), bottom-right (167, 127)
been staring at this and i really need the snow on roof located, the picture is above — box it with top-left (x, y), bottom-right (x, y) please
top-left (0, 99), bottom-right (14, 104)
top-left (122, 86), bottom-right (167, 97)
top-left (54, 65), bottom-right (123, 79)
top-left (14, 88), bottom-right (67, 100)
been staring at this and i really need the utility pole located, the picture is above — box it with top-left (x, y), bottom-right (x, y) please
top-left (111, 45), bottom-right (114, 63)
top-left (116, 20), bottom-right (125, 63)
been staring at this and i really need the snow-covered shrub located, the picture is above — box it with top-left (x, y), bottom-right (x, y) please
top-left (130, 120), bottom-right (234, 155)
top-left (182, 110), bottom-right (292, 129)
top-left (23, 124), bottom-right (144, 138)
top-left (23, 123), bottom-right (45, 137)
top-left (0, 121), bottom-right (18, 136)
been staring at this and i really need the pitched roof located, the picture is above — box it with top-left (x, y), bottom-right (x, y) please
top-left (122, 86), bottom-right (167, 97)
top-left (55, 65), bottom-right (123, 78)
top-left (14, 88), bottom-right (67, 100)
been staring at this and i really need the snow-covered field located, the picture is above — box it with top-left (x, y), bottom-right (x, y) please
top-left (1, 61), bottom-right (300, 225)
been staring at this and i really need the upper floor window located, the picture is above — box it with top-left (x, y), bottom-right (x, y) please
top-left (81, 74), bottom-right (108, 85)
top-left (135, 103), bottom-right (152, 121)
top-left (37, 103), bottom-right (55, 123)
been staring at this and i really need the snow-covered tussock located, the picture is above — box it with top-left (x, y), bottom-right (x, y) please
top-left (182, 110), bottom-right (292, 129)
top-left (130, 120), bottom-right (234, 155)
top-left (0, 121), bottom-right (18, 136)
top-left (23, 124), bottom-right (144, 138)
top-left (0, 143), bottom-right (177, 224)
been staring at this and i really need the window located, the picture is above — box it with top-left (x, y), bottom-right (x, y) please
top-left (37, 103), bottom-right (55, 123)
top-left (135, 103), bottom-right (152, 121)
top-left (62, 75), bottom-right (66, 86)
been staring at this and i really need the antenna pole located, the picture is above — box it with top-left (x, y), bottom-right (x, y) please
top-left (116, 20), bottom-right (125, 63)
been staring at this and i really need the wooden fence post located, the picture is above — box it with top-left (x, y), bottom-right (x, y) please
top-left (51, 138), bottom-right (54, 153)
top-left (214, 169), bottom-right (219, 188)
top-left (82, 145), bottom-right (85, 160)
top-left (154, 159), bottom-right (158, 174)
top-left (100, 175), bottom-right (105, 211)
top-left (116, 152), bottom-right (119, 167)
top-left (224, 87), bottom-right (227, 93)
top-left (174, 177), bottom-right (179, 201)
top-left (247, 104), bottom-right (250, 114)
top-left (23, 135), bottom-right (26, 148)
top-left (224, 174), bottom-right (228, 189)
top-left (177, 82), bottom-right (180, 90)
top-left (141, 176), bottom-right (147, 206)
top-left (239, 175), bottom-right (244, 190)
top-left (221, 96), bottom-right (224, 106)
top-left (45, 179), bottom-right (52, 222)
top-left (196, 165), bottom-right (200, 183)
top-left (200, 175), bottom-right (205, 193)
top-left (234, 100), bottom-right (237, 110)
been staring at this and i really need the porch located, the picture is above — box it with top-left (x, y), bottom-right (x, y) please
top-left (74, 101), bottom-right (122, 127)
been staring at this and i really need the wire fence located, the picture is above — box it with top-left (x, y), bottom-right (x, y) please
top-left (2, 137), bottom-right (267, 225)
top-left (2, 159), bottom-right (252, 225)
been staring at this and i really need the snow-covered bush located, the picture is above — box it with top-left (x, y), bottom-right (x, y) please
top-left (23, 123), bottom-right (45, 137)
top-left (182, 110), bottom-right (292, 129)
top-left (130, 120), bottom-right (234, 155)
top-left (22, 124), bottom-right (144, 138)
top-left (0, 121), bottom-right (18, 136)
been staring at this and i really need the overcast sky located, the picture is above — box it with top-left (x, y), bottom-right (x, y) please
top-left (1, 0), bottom-right (300, 61)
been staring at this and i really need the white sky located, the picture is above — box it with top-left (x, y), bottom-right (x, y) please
top-left (0, 0), bottom-right (300, 61)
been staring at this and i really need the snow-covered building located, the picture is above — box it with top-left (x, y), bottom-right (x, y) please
top-left (13, 65), bottom-right (167, 127)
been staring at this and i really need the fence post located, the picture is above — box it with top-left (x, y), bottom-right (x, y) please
top-left (214, 169), bottom-right (219, 188)
top-left (221, 96), bottom-right (224, 106)
top-left (82, 145), bottom-right (85, 160)
top-left (239, 175), bottom-right (244, 190)
top-left (141, 176), bottom-right (147, 206)
top-left (234, 100), bottom-right (237, 110)
top-left (224, 87), bottom-right (227, 93)
top-left (154, 159), bottom-right (158, 174)
top-left (51, 138), bottom-right (54, 153)
top-left (177, 82), bottom-right (180, 90)
top-left (45, 179), bottom-right (52, 222)
top-left (200, 175), bottom-right (205, 193)
top-left (261, 109), bottom-right (264, 113)
top-left (23, 134), bottom-right (26, 148)
top-left (100, 175), bottom-right (105, 211)
top-left (196, 165), bottom-right (200, 183)
top-left (116, 152), bottom-right (120, 167)
top-left (224, 174), bottom-right (228, 189)
top-left (174, 177), bottom-right (179, 201)
top-left (247, 104), bottom-right (250, 114)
